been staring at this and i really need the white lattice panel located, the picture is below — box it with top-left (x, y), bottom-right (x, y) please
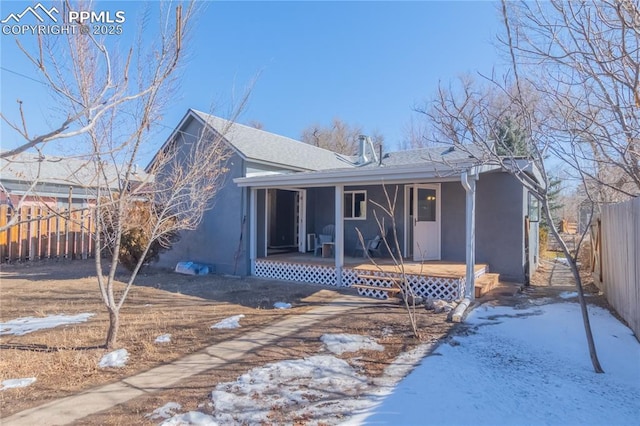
top-left (254, 261), bottom-right (467, 300)
top-left (254, 260), bottom-right (337, 286)
top-left (345, 267), bottom-right (465, 301)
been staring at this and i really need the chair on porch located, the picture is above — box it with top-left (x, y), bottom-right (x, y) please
top-left (314, 225), bottom-right (335, 256)
top-left (354, 234), bottom-right (383, 258)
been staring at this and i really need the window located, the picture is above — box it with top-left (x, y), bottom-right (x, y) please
top-left (344, 190), bottom-right (366, 220)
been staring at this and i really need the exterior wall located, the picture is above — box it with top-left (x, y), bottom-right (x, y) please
top-left (307, 187), bottom-right (334, 235)
top-left (343, 184), bottom-right (405, 257)
top-left (441, 173), bottom-right (527, 282)
top-left (155, 117), bottom-right (249, 276)
top-left (476, 173), bottom-right (526, 282)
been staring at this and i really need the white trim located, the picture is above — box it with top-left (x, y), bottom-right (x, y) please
top-left (234, 162), bottom-right (499, 188)
top-left (334, 184), bottom-right (344, 286)
top-left (250, 188), bottom-right (257, 275)
top-left (404, 185), bottom-right (412, 258)
top-left (297, 189), bottom-right (307, 253)
top-left (264, 188), bottom-right (269, 257)
top-left (413, 183), bottom-right (441, 261)
top-left (344, 190), bottom-right (367, 220)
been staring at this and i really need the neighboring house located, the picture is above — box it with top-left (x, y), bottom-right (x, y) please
top-left (0, 152), bottom-right (148, 262)
top-left (153, 109), bottom-right (540, 298)
top-left (0, 152), bottom-right (147, 210)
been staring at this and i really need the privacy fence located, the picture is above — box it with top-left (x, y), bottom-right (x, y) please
top-left (593, 197), bottom-right (640, 340)
top-left (0, 205), bottom-right (95, 263)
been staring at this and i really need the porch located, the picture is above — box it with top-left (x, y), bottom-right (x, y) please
top-left (253, 253), bottom-right (493, 300)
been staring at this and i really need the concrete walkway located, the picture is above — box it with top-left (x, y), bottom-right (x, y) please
top-left (3, 294), bottom-right (374, 426)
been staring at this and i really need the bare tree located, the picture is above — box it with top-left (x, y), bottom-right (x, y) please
top-left (500, 0), bottom-right (640, 202)
top-left (417, 73), bottom-right (604, 373)
top-left (356, 185), bottom-right (421, 339)
top-left (92, 109), bottom-right (236, 348)
top-left (301, 118), bottom-right (384, 155)
top-left (1, 1), bottom-right (249, 349)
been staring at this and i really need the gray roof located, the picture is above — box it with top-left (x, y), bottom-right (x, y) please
top-left (1, 152), bottom-right (149, 189)
top-left (191, 110), bottom-right (349, 171)
top-left (360, 144), bottom-right (487, 169)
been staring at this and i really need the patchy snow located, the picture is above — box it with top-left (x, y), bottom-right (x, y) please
top-left (1, 377), bottom-right (36, 391)
top-left (211, 315), bottom-right (244, 330)
top-left (273, 301), bottom-right (291, 309)
top-left (321, 333), bottom-right (384, 355)
top-left (155, 334), bottom-right (171, 344)
top-left (160, 411), bottom-right (218, 426)
top-left (146, 402), bottom-right (181, 420)
top-left (559, 291), bottom-right (579, 299)
top-left (356, 302), bottom-right (640, 425)
top-left (98, 349), bottom-right (129, 368)
top-left (0, 313), bottom-right (94, 336)
top-left (206, 355), bottom-right (370, 425)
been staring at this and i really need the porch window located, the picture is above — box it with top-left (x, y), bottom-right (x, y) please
top-left (344, 190), bottom-right (366, 220)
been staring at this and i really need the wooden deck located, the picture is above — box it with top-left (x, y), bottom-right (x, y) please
top-left (259, 252), bottom-right (487, 279)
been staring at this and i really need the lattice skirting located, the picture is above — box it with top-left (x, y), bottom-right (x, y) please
top-left (344, 268), bottom-right (465, 301)
top-left (254, 260), bottom-right (337, 286)
top-left (253, 260), bottom-right (467, 301)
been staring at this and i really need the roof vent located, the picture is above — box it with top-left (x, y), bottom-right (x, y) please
top-left (357, 135), bottom-right (379, 166)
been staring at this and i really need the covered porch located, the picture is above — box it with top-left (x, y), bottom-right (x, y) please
top-left (236, 158), bottom-right (502, 300)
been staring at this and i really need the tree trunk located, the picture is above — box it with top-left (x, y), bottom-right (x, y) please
top-left (544, 200), bottom-right (604, 373)
top-left (105, 307), bottom-right (120, 349)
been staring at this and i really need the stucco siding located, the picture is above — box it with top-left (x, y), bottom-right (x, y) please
top-left (155, 117), bottom-right (249, 275)
top-left (476, 172), bottom-right (526, 282)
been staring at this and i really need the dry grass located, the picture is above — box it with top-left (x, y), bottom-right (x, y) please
top-left (0, 260), bottom-right (456, 423)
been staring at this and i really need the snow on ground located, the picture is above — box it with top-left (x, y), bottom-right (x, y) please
top-left (159, 335), bottom-right (387, 425)
top-left (208, 355), bottom-right (370, 424)
top-left (155, 334), bottom-right (171, 343)
top-left (211, 315), bottom-right (244, 329)
top-left (273, 302), bottom-right (291, 309)
top-left (98, 349), bottom-right (129, 368)
top-left (321, 333), bottom-right (384, 355)
top-left (1, 377), bottom-right (36, 391)
top-left (146, 402), bottom-right (182, 420)
top-left (559, 291), bottom-right (578, 299)
top-left (356, 302), bottom-right (640, 425)
top-left (0, 313), bottom-right (94, 336)
top-left (160, 411), bottom-right (218, 426)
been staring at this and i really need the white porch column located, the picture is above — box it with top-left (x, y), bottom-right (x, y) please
top-left (461, 170), bottom-right (477, 299)
top-left (249, 187), bottom-right (257, 276)
top-left (334, 184), bottom-right (344, 286)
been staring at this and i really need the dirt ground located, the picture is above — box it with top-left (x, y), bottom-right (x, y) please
top-left (0, 260), bottom-right (456, 423)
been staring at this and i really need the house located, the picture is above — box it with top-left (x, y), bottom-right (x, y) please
top-left (152, 109), bottom-right (540, 299)
top-left (0, 152), bottom-right (148, 262)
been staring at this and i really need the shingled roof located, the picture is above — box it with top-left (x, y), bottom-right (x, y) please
top-left (191, 110), bottom-right (350, 171)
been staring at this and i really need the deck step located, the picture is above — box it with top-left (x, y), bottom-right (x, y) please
top-left (474, 273), bottom-right (500, 298)
top-left (351, 283), bottom-right (402, 294)
top-left (357, 274), bottom-right (403, 283)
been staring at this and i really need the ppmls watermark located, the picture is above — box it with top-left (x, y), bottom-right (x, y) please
top-left (1, 2), bottom-right (125, 36)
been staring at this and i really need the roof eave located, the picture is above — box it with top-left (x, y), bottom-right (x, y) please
top-left (235, 162), bottom-right (501, 188)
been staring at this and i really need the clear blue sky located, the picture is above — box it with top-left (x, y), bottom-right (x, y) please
top-left (1, 1), bottom-right (507, 160)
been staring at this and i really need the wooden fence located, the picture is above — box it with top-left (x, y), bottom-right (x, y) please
top-left (593, 197), bottom-right (640, 340)
top-left (0, 205), bottom-right (95, 263)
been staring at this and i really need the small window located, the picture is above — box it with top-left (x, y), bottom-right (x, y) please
top-left (344, 190), bottom-right (366, 220)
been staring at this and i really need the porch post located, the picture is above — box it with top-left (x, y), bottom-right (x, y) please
top-left (249, 187), bottom-right (257, 275)
top-left (334, 184), bottom-right (344, 286)
top-left (461, 170), bottom-right (477, 299)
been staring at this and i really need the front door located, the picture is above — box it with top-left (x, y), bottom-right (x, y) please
top-left (413, 184), bottom-right (441, 261)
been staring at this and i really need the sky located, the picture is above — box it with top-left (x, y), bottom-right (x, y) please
top-left (3, 299), bottom-right (639, 424)
top-left (0, 1), bottom-right (507, 163)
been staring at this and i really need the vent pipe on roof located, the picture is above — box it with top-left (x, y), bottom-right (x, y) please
top-left (358, 135), bottom-right (369, 165)
top-left (357, 135), bottom-right (379, 166)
